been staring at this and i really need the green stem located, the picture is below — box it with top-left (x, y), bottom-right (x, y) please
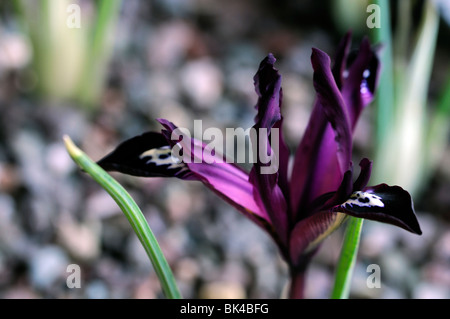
top-left (64, 135), bottom-right (182, 299)
top-left (331, 217), bottom-right (364, 299)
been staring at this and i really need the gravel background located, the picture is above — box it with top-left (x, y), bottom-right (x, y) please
top-left (0, 0), bottom-right (449, 298)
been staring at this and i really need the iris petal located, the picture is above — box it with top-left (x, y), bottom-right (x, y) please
top-left (333, 184), bottom-right (422, 235)
top-left (252, 54), bottom-right (291, 198)
top-left (353, 158), bottom-right (373, 191)
top-left (250, 54), bottom-right (290, 244)
top-left (332, 31), bottom-right (352, 89)
top-left (289, 183), bottom-right (421, 267)
top-left (96, 132), bottom-right (192, 179)
top-left (341, 37), bottom-right (380, 129)
top-left (97, 120), bottom-right (274, 235)
top-left (310, 48), bottom-right (353, 182)
top-left (290, 48), bottom-right (353, 221)
top-left (157, 119), bottom-right (273, 227)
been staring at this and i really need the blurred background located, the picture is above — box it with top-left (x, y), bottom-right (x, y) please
top-left (0, 0), bottom-right (449, 298)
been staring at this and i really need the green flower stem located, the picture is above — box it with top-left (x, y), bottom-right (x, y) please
top-left (331, 217), bottom-right (364, 299)
top-left (63, 135), bottom-right (182, 299)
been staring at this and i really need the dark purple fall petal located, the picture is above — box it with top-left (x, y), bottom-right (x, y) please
top-left (333, 184), bottom-right (422, 235)
top-left (96, 132), bottom-right (193, 179)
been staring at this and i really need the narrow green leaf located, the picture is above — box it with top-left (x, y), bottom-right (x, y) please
top-left (63, 135), bottom-right (182, 299)
top-left (78, 0), bottom-right (122, 106)
top-left (370, 0), bottom-right (395, 148)
top-left (331, 217), bottom-right (364, 299)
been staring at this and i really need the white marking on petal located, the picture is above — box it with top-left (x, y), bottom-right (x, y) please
top-left (343, 191), bottom-right (385, 208)
top-left (139, 146), bottom-right (185, 170)
top-left (363, 69), bottom-right (370, 78)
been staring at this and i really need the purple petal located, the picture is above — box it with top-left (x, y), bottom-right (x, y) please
top-left (289, 183), bottom-right (421, 266)
top-left (332, 32), bottom-right (352, 89)
top-left (96, 131), bottom-right (193, 179)
top-left (247, 54), bottom-right (290, 245)
top-left (157, 119), bottom-right (274, 231)
top-left (353, 158), bottom-right (373, 191)
top-left (253, 54), bottom-right (283, 130)
top-left (274, 118), bottom-right (291, 203)
top-left (290, 48), bottom-right (352, 220)
top-left (311, 49), bottom-right (353, 175)
top-left (249, 166), bottom-right (289, 246)
top-left (333, 184), bottom-right (422, 234)
top-left (252, 54), bottom-right (291, 197)
top-left (97, 120), bottom-right (274, 235)
top-left (341, 37), bottom-right (380, 129)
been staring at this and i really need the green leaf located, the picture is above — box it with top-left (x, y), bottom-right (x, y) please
top-left (370, 0), bottom-right (395, 148)
top-left (64, 135), bottom-right (182, 299)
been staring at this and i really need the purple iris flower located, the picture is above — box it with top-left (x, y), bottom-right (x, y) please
top-left (97, 34), bottom-right (421, 298)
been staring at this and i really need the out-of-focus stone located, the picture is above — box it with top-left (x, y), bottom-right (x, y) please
top-left (29, 246), bottom-right (69, 290)
top-left (86, 190), bottom-right (122, 219)
top-left (46, 143), bottom-right (76, 177)
top-left (85, 280), bottom-right (110, 299)
top-left (2, 285), bottom-right (39, 299)
top-left (360, 222), bottom-right (399, 258)
top-left (133, 275), bottom-right (159, 299)
top-left (175, 257), bottom-right (200, 282)
top-left (398, 213), bottom-right (437, 259)
top-left (304, 265), bottom-right (333, 299)
top-left (198, 280), bottom-right (246, 299)
top-left (165, 184), bottom-right (194, 223)
top-left (379, 251), bottom-right (414, 288)
top-left (433, 229), bottom-right (450, 261)
top-left (57, 216), bottom-right (101, 261)
top-left (147, 21), bottom-right (195, 69)
top-left (179, 58), bottom-right (223, 110)
top-left (413, 282), bottom-right (450, 299)
top-left (0, 163), bottom-right (20, 192)
top-left (422, 262), bottom-right (450, 286)
top-left (0, 32), bottom-right (31, 70)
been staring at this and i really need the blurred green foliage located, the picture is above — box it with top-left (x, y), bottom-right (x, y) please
top-left (12, 0), bottom-right (122, 108)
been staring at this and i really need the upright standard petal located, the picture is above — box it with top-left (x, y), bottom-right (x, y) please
top-left (341, 37), bottom-right (380, 129)
top-left (252, 54), bottom-right (291, 198)
top-left (250, 54), bottom-right (290, 245)
top-left (332, 32), bottom-right (352, 89)
top-left (290, 48), bottom-right (352, 221)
